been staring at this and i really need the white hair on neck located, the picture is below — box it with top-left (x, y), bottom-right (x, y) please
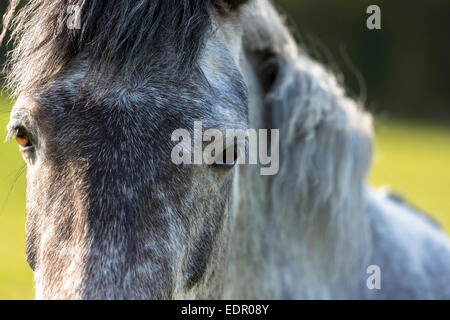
top-left (225, 0), bottom-right (374, 299)
top-left (267, 53), bottom-right (373, 297)
top-left (224, 0), bottom-right (450, 300)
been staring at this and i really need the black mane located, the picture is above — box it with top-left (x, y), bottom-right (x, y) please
top-left (2, 0), bottom-right (226, 94)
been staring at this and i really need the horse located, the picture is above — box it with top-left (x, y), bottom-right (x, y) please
top-left (2, 0), bottom-right (450, 299)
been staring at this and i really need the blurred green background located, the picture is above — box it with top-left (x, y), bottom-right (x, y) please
top-left (0, 0), bottom-right (449, 299)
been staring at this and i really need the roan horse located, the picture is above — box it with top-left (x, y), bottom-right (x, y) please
top-left (2, 0), bottom-right (450, 299)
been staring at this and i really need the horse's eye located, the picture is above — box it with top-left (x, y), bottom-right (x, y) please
top-left (213, 145), bottom-right (238, 169)
top-left (15, 128), bottom-right (33, 150)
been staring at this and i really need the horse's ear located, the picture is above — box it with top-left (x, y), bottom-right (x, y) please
top-left (221, 0), bottom-right (249, 10)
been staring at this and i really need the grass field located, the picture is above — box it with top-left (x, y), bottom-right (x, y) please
top-left (370, 117), bottom-right (450, 232)
top-left (0, 96), bottom-right (34, 300)
top-left (0, 96), bottom-right (449, 299)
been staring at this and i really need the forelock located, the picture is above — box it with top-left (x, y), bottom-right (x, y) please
top-left (3, 0), bottom-right (233, 96)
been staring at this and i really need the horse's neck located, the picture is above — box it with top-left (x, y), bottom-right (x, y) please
top-left (224, 0), bottom-right (375, 299)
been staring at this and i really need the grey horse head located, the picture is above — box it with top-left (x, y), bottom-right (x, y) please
top-left (4, 0), bottom-right (250, 299)
top-left (5, 0), bottom-right (450, 300)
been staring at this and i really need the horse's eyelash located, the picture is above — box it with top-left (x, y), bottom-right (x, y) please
top-left (15, 128), bottom-right (28, 138)
top-left (5, 129), bottom-right (16, 142)
top-left (5, 125), bottom-right (26, 142)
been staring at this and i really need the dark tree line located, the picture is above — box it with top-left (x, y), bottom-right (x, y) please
top-left (275, 0), bottom-right (450, 120)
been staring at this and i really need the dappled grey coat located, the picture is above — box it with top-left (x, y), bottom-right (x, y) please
top-left (2, 0), bottom-right (450, 299)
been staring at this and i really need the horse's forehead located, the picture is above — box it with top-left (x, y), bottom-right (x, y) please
top-left (12, 79), bottom-right (246, 143)
top-left (10, 29), bottom-right (248, 139)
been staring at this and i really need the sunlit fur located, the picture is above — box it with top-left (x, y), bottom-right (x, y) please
top-left (3, 0), bottom-right (450, 299)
